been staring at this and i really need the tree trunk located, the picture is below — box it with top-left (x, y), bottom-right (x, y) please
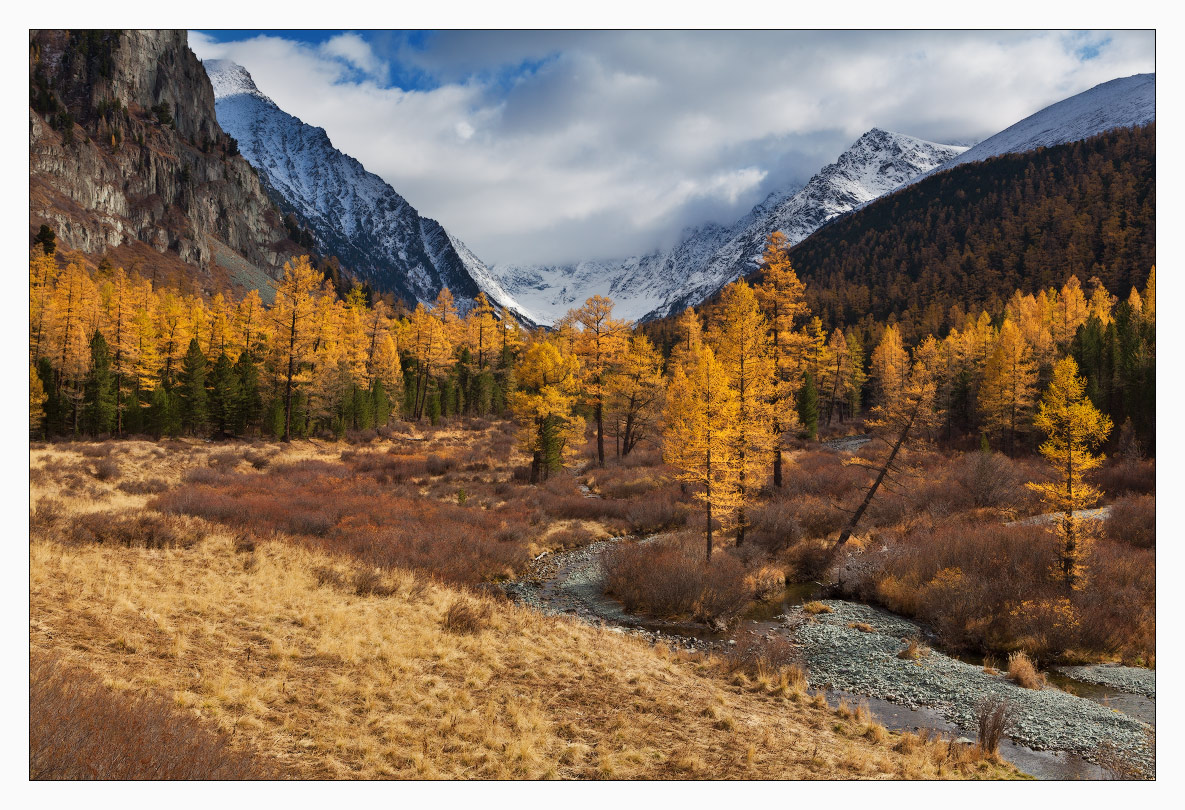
top-left (595, 398), bottom-right (604, 465)
top-left (834, 399), bottom-right (920, 549)
top-left (773, 442), bottom-right (783, 488)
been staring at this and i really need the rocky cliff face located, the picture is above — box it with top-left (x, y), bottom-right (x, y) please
top-left (29, 29), bottom-right (292, 293)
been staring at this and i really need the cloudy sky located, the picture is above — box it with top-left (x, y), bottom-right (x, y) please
top-left (189, 30), bottom-right (1154, 266)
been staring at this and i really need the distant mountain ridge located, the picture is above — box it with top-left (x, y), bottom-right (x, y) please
top-left (489, 129), bottom-right (966, 324)
top-left (204, 59), bottom-right (530, 318)
top-left (908, 73), bottom-right (1155, 188)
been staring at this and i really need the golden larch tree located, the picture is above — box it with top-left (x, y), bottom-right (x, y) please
top-left (571, 295), bottom-right (630, 465)
top-left (606, 333), bottom-right (664, 458)
top-left (270, 256), bottom-right (323, 440)
top-left (708, 279), bottom-right (776, 545)
top-left (978, 319), bottom-right (1038, 450)
top-left (1027, 357), bottom-right (1113, 590)
top-left (754, 231), bottom-right (809, 486)
top-left (510, 336), bottom-right (584, 483)
top-left (663, 331), bottom-right (741, 561)
top-left (871, 323), bottom-right (909, 411)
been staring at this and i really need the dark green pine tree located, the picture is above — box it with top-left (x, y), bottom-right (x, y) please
top-left (34, 223), bottom-right (56, 256)
top-left (797, 370), bottom-right (819, 441)
top-left (82, 330), bottom-right (116, 436)
top-left (176, 338), bottom-right (209, 435)
top-left (36, 356), bottom-right (65, 437)
top-left (146, 385), bottom-right (177, 437)
top-left (234, 350), bottom-right (262, 435)
top-left (371, 379), bottom-right (391, 427)
top-left (208, 352), bottom-right (241, 437)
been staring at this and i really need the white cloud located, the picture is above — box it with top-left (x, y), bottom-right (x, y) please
top-left (189, 30), bottom-right (1154, 266)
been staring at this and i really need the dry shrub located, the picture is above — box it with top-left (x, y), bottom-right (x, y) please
top-left (1105, 495), bottom-right (1155, 548)
top-left (602, 534), bottom-right (749, 624)
top-left (952, 450), bottom-right (1027, 509)
top-left (745, 566), bottom-right (786, 601)
top-left (116, 477), bottom-right (169, 495)
top-left (30, 653), bottom-right (274, 779)
top-left (897, 637), bottom-right (929, 660)
top-left (1006, 651), bottom-right (1044, 689)
top-left (58, 511), bottom-right (201, 549)
top-left (78, 443), bottom-right (114, 458)
top-left (802, 601), bottom-right (832, 615)
top-left (1092, 459), bottom-right (1155, 496)
top-left (975, 695), bottom-right (1013, 755)
top-left (852, 516), bottom-right (1155, 663)
top-left (91, 457), bottom-right (121, 481)
top-left (30, 498), bottom-right (67, 536)
top-left (723, 630), bottom-right (801, 680)
top-left (352, 568), bottom-right (397, 597)
top-left (848, 622), bottom-right (875, 633)
top-left (152, 459), bottom-right (532, 586)
top-left (243, 449), bottom-right (272, 470)
top-left (746, 502), bottom-right (803, 553)
top-left (442, 598), bottom-right (490, 634)
top-left (232, 532), bottom-right (256, 554)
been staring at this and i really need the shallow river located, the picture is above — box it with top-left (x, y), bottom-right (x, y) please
top-left (505, 534), bottom-right (1153, 780)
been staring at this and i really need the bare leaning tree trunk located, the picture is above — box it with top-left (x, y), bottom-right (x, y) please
top-left (833, 398), bottom-right (921, 549)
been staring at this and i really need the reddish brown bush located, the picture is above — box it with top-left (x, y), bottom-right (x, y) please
top-left (1105, 495), bottom-right (1155, 548)
top-left (602, 535), bottom-right (750, 624)
top-left (847, 517), bottom-right (1155, 662)
top-left (442, 599), bottom-right (490, 634)
top-left (1093, 459), bottom-right (1156, 496)
top-left (52, 511), bottom-right (202, 549)
top-left (116, 477), bottom-right (169, 495)
top-left (951, 451), bottom-right (1028, 509)
top-left (91, 457), bottom-right (121, 481)
top-left (152, 461), bottom-right (531, 586)
top-left (30, 653), bottom-right (275, 779)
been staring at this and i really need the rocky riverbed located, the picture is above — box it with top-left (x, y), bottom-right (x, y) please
top-left (1054, 663), bottom-right (1156, 699)
top-left (788, 600), bottom-right (1154, 776)
top-left (503, 537), bottom-right (1155, 779)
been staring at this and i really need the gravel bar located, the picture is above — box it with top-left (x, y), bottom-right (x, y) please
top-left (786, 600), bottom-right (1154, 775)
top-left (1054, 664), bottom-right (1156, 699)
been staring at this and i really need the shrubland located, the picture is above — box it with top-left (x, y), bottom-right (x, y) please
top-left (29, 433), bottom-right (1019, 780)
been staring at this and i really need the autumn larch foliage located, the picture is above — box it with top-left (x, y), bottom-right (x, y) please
top-left (509, 336), bottom-right (584, 483)
top-left (1028, 357), bottom-right (1112, 590)
top-left (663, 310), bottom-right (740, 561)
top-left (707, 279), bottom-right (776, 546)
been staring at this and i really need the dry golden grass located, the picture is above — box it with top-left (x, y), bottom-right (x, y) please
top-left (1007, 651), bottom-right (1045, 690)
top-left (29, 438), bottom-right (1021, 780)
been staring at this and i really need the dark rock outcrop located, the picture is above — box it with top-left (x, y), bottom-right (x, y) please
top-left (29, 29), bottom-right (293, 293)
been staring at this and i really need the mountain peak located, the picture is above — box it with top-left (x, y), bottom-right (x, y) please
top-left (203, 59), bottom-right (271, 103)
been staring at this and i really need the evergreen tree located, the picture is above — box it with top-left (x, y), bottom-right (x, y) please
top-left (208, 352), bottom-right (241, 437)
top-left (34, 224), bottom-right (56, 255)
top-left (82, 330), bottom-right (116, 435)
top-left (176, 338), bottom-right (209, 434)
top-left (235, 351), bottom-right (262, 435)
top-left (797, 371), bottom-right (818, 440)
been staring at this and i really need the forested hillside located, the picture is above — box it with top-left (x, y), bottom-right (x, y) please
top-left (785, 124), bottom-right (1154, 343)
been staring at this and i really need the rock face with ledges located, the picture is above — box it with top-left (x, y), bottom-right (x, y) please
top-left (29, 30), bottom-right (290, 289)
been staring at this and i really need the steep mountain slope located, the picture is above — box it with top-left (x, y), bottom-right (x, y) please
top-left (204, 59), bottom-right (524, 316)
top-left (916, 73), bottom-right (1155, 182)
top-left (490, 130), bottom-right (965, 324)
top-left (29, 30), bottom-right (292, 296)
top-left (784, 123), bottom-right (1155, 341)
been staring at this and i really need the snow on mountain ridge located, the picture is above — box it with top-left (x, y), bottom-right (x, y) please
top-left (908, 73), bottom-right (1155, 187)
top-left (203, 59), bottom-right (508, 312)
top-left (490, 129), bottom-right (965, 325)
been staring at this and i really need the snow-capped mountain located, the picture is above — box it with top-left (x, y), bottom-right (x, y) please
top-left (916, 73), bottom-right (1155, 183)
top-left (490, 129), bottom-right (966, 324)
top-left (203, 59), bottom-right (529, 318)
